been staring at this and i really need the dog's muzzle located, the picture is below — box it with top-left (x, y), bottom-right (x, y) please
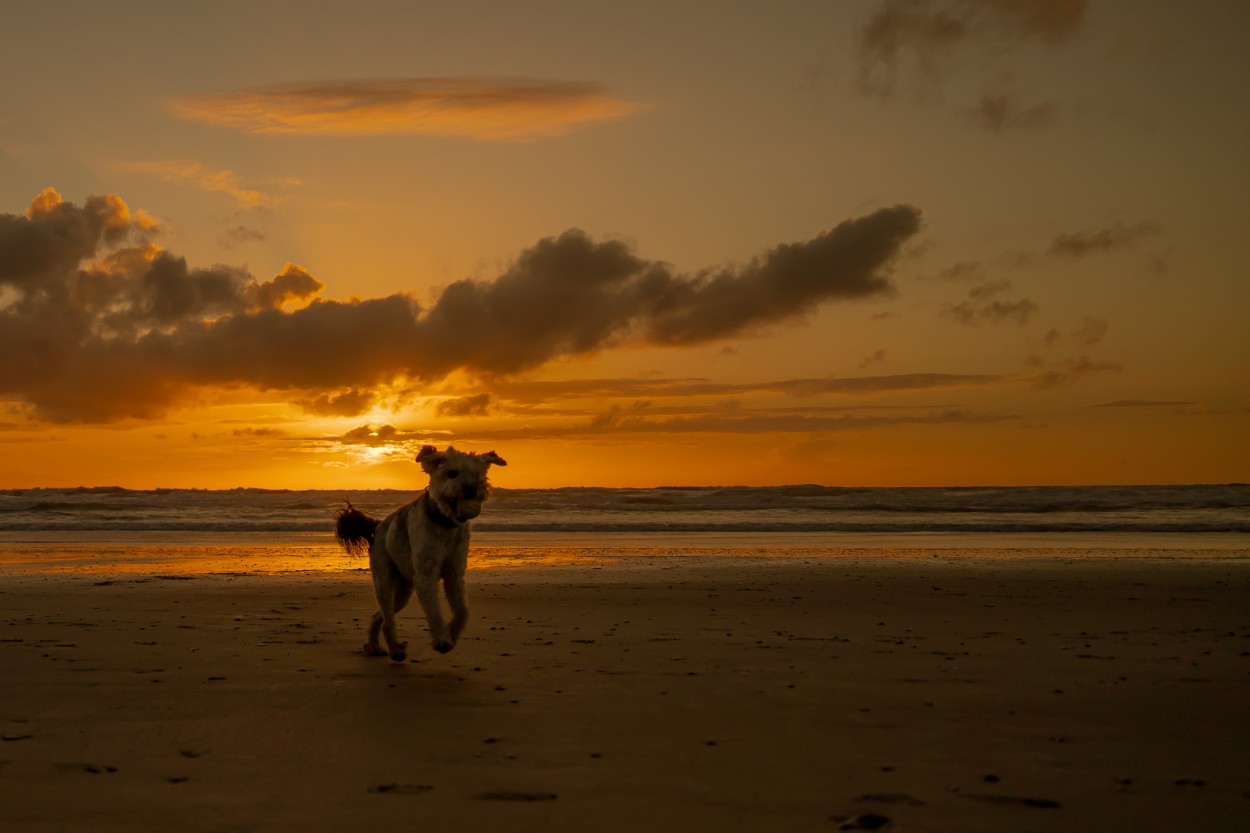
top-left (453, 499), bottom-right (483, 522)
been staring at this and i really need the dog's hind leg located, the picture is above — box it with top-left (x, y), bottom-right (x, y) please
top-left (381, 578), bottom-right (413, 661)
top-left (367, 559), bottom-right (412, 661)
top-left (365, 610), bottom-right (388, 657)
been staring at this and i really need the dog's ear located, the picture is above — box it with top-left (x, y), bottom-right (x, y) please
top-left (479, 450), bottom-right (507, 467)
top-left (416, 445), bottom-right (446, 473)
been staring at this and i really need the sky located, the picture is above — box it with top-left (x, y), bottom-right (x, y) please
top-left (1, 0), bottom-right (1248, 489)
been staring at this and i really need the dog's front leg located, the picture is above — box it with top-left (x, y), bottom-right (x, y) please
top-left (445, 570), bottom-right (469, 646)
top-left (415, 571), bottom-right (454, 653)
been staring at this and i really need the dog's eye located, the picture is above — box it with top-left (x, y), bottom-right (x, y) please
top-left (447, 470), bottom-right (459, 479)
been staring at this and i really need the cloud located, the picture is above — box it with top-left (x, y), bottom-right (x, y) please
top-left (857, 0), bottom-right (1088, 97)
top-left (856, 0), bottom-right (1086, 131)
top-left (342, 424), bottom-right (401, 444)
top-left (477, 372), bottom-right (1003, 405)
top-left (171, 77), bottom-right (647, 140)
top-left (945, 279), bottom-right (1037, 325)
top-left (220, 225), bottom-right (266, 249)
top-left (297, 387), bottom-right (375, 417)
top-left (967, 93), bottom-right (1056, 130)
top-left (859, 349), bottom-right (887, 368)
top-left (1092, 399), bottom-right (1192, 408)
top-left (1026, 355), bottom-right (1120, 389)
top-left (1048, 315), bottom-right (1109, 347)
top-left (1049, 221), bottom-right (1162, 257)
top-left (0, 189), bottom-right (922, 423)
top-left (436, 393), bottom-right (492, 418)
top-left (245, 263), bottom-right (323, 310)
top-left (121, 160), bottom-right (291, 209)
top-left (435, 407), bottom-right (1018, 441)
top-left (933, 260), bottom-right (982, 281)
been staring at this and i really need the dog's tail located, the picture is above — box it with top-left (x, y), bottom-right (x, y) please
top-left (334, 500), bottom-right (380, 557)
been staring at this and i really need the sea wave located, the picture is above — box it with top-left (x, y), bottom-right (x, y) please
top-left (0, 484), bottom-right (1246, 534)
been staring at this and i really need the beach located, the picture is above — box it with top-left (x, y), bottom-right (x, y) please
top-left (2, 550), bottom-right (1248, 832)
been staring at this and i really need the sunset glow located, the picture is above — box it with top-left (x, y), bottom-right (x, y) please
top-left (2, 1), bottom-right (1247, 489)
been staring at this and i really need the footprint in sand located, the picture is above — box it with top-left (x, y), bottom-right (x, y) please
top-left (369, 783), bottom-right (433, 796)
top-left (473, 790), bottom-right (558, 802)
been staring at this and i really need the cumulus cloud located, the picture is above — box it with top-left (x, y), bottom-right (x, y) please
top-left (0, 189), bottom-right (922, 423)
top-left (1049, 221), bottom-right (1162, 257)
top-left (171, 77), bottom-right (647, 140)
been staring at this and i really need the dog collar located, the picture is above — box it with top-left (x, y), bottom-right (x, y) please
top-left (423, 495), bottom-right (460, 529)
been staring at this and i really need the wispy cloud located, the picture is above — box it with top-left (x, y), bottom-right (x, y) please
top-left (322, 406), bottom-right (1017, 445)
top-left (856, 0), bottom-right (1087, 129)
top-left (966, 93), bottom-right (1056, 131)
top-left (944, 279), bottom-right (1038, 325)
top-left (1049, 221), bottom-right (1162, 257)
top-left (171, 77), bottom-right (648, 140)
top-left (120, 160), bottom-right (296, 209)
top-left (1026, 355), bottom-right (1120, 389)
top-left (1092, 399), bottom-right (1192, 408)
top-left (480, 372), bottom-right (1003, 405)
top-left (219, 225), bottom-right (266, 249)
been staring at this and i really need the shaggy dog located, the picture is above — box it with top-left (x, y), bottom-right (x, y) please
top-left (335, 445), bottom-right (506, 661)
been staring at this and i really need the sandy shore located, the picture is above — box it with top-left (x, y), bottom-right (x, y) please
top-left (2, 553), bottom-right (1248, 832)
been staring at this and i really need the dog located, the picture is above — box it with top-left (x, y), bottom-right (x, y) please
top-left (334, 444), bottom-right (506, 661)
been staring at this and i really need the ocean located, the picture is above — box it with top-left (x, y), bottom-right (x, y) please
top-left (1, 484), bottom-right (1246, 574)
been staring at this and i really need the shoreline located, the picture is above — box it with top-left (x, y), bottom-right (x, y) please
top-left (2, 554), bottom-right (1249, 831)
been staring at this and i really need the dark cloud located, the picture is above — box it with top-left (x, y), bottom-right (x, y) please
top-left (342, 424), bottom-right (402, 444)
top-left (245, 263), bottom-right (324, 310)
top-left (0, 189), bottom-right (922, 423)
top-left (436, 393), bottom-right (492, 418)
top-left (1049, 222), bottom-right (1162, 257)
top-left (297, 387), bottom-right (375, 417)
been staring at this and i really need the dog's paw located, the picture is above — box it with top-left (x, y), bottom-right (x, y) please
top-left (363, 644), bottom-right (388, 658)
top-left (389, 649), bottom-right (408, 662)
top-left (433, 640), bottom-right (454, 654)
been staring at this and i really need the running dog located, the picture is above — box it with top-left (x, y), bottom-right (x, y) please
top-left (335, 445), bottom-right (506, 661)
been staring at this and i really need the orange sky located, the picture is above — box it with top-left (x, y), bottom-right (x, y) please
top-left (1, 1), bottom-right (1248, 489)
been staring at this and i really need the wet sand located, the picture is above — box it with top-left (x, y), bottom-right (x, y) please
top-left (2, 553), bottom-right (1248, 831)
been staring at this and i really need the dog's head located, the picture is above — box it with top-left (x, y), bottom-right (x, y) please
top-left (417, 445), bottom-right (507, 524)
